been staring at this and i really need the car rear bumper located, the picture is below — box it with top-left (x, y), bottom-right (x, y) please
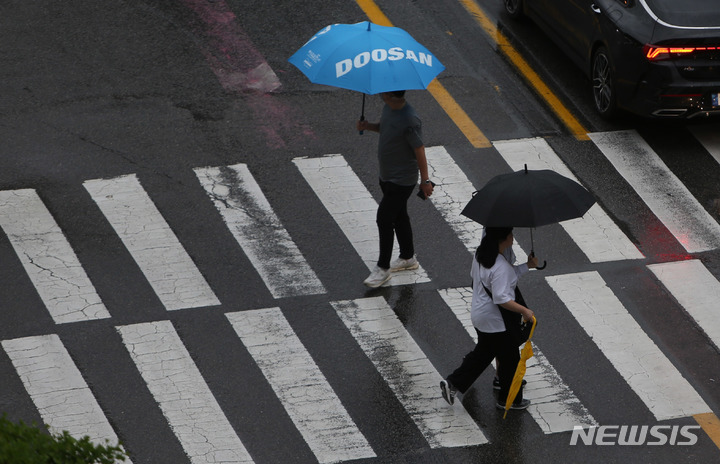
top-left (624, 81), bottom-right (720, 118)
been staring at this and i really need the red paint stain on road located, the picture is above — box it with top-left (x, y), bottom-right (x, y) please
top-left (180, 0), bottom-right (316, 148)
top-left (181, 0), bottom-right (280, 93)
top-left (245, 94), bottom-right (317, 150)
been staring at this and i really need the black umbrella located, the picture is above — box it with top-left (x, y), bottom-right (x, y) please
top-left (461, 166), bottom-right (596, 268)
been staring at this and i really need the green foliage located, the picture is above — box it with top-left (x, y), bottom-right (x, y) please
top-left (0, 414), bottom-right (128, 464)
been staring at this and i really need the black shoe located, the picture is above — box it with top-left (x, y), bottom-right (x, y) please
top-left (496, 398), bottom-right (531, 410)
top-left (440, 380), bottom-right (456, 405)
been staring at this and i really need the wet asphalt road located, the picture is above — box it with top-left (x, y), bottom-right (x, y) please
top-left (1, 0), bottom-right (719, 463)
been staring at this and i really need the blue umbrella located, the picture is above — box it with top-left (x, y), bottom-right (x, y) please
top-left (289, 21), bottom-right (445, 124)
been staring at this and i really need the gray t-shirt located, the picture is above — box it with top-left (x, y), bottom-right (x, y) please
top-left (377, 103), bottom-right (423, 186)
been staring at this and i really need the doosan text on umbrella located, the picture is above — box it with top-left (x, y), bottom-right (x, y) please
top-left (334, 48), bottom-right (436, 78)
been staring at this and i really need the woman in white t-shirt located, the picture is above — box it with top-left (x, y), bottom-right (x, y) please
top-left (440, 227), bottom-right (537, 410)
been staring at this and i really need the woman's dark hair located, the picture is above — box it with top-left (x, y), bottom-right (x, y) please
top-left (476, 227), bottom-right (513, 269)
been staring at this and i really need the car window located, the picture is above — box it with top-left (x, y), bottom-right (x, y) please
top-left (642, 0), bottom-right (720, 28)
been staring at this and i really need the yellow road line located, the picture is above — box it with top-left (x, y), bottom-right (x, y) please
top-left (426, 80), bottom-right (491, 148)
top-left (695, 413), bottom-right (720, 450)
top-left (355, 0), bottom-right (392, 26)
top-left (458, 0), bottom-right (589, 141)
top-left (355, 0), bottom-right (492, 148)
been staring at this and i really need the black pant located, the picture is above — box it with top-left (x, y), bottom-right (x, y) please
top-left (446, 329), bottom-right (523, 404)
top-left (376, 180), bottom-right (415, 269)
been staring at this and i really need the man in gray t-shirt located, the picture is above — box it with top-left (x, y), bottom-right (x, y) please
top-left (356, 90), bottom-right (434, 287)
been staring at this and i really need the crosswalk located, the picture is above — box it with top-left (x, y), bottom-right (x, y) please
top-left (2, 335), bottom-right (130, 461)
top-left (84, 174), bottom-right (221, 311)
top-left (1, 128), bottom-right (719, 462)
top-left (589, 130), bottom-right (720, 254)
top-left (293, 155), bottom-right (431, 286)
top-left (227, 308), bottom-right (375, 463)
top-left (332, 297), bottom-right (488, 448)
top-left (546, 271), bottom-right (710, 421)
top-left (117, 321), bottom-right (252, 464)
top-left (438, 286), bottom-right (598, 434)
top-left (493, 137), bottom-right (644, 262)
top-left (0, 189), bottom-right (110, 324)
top-left (194, 164), bottom-right (325, 298)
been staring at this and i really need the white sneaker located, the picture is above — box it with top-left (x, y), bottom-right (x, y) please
top-left (389, 256), bottom-right (419, 272)
top-left (363, 266), bottom-right (391, 288)
top-left (440, 380), bottom-right (456, 405)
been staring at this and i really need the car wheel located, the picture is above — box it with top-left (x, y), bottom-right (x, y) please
top-left (504, 0), bottom-right (524, 19)
top-left (592, 46), bottom-right (617, 119)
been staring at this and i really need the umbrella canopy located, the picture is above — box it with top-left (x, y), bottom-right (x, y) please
top-left (288, 21), bottom-right (445, 95)
top-left (503, 316), bottom-right (537, 419)
top-left (461, 168), bottom-right (596, 228)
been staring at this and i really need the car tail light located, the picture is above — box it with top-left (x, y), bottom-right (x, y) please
top-left (644, 44), bottom-right (720, 61)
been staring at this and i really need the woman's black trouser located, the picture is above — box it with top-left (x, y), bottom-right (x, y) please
top-left (446, 329), bottom-right (523, 404)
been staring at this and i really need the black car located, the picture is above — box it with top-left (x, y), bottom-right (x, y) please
top-left (504, 0), bottom-right (720, 119)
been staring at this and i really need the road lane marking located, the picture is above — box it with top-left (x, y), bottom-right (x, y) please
top-left (2, 335), bottom-right (129, 461)
top-left (688, 124), bottom-right (720, 166)
top-left (426, 80), bottom-right (492, 148)
top-left (293, 155), bottom-right (430, 286)
top-left (227, 308), bottom-right (376, 463)
top-left (546, 271), bottom-right (710, 421)
top-left (438, 287), bottom-right (597, 434)
top-left (694, 413), bottom-right (720, 450)
top-left (648, 260), bottom-right (720, 351)
top-left (194, 164), bottom-right (325, 298)
top-left (425, 145), bottom-right (528, 261)
top-left (0, 189), bottom-right (110, 324)
top-left (117, 321), bottom-right (253, 464)
top-left (589, 130), bottom-right (720, 253)
top-left (493, 137), bottom-right (644, 262)
top-left (354, 0), bottom-right (491, 148)
top-left (331, 296), bottom-right (489, 448)
top-left (84, 174), bottom-right (220, 310)
top-left (457, 0), bottom-right (589, 141)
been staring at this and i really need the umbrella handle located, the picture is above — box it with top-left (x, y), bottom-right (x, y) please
top-left (359, 94), bottom-right (366, 135)
top-left (530, 250), bottom-right (547, 270)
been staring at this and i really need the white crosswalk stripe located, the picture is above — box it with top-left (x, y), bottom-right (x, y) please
top-left (0, 189), bottom-right (110, 324)
top-left (546, 271), bottom-right (711, 421)
top-left (589, 130), bottom-right (720, 253)
top-left (425, 145), bottom-right (528, 262)
top-left (117, 320), bottom-right (254, 464)
top-left (293, 155), bottom-right (430, 286)
top-left (1, 335), bottom-right (131, 462)
top-left (195, 164), bottom-right (325, 298)
top-left (493, 137), bottom-right (644, 262)
top-left (331, 296), bottom-right (489, 448)
top-left (688, 124), bottom-right (720, 166)
top-left (227, 308), bottom-right (376, 463)
top-left (438, 287), bottom-right (597, 434)
top-left (84, 174), bottom-right (220, 311)
top-left (648, 260), bottom-right (720, 351)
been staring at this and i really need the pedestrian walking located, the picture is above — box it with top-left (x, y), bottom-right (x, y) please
top-left (356, 90), bottom-right (434, 288)
top-left (440, 227), bottom-right (537, 410)
top-left (486, 228), bottom-right (530, 391)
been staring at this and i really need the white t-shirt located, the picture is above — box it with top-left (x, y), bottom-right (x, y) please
top-left (470, 253), bottom-right (529, 333)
